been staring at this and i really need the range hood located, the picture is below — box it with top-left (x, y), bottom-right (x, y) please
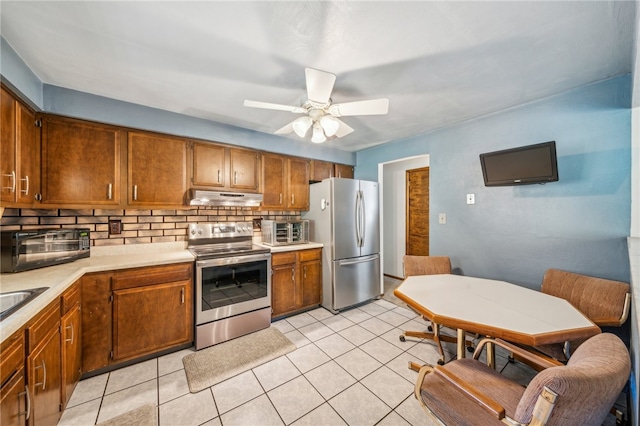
top-left (189, 189), bottom-right (263, 207)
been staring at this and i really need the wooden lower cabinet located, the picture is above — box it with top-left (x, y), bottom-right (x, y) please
top-left (0, 332), bottom-right (27, 426)
top-left (81, 262), bottom-right (193, 373)
top-left (271, 248), bottom-right (322, 318)
top-left (27, 301), bottom-right (62, 426)
top-left (60, 281), bottom-right (81, 409)
top-left (112, 280), bottom-right (192, 362)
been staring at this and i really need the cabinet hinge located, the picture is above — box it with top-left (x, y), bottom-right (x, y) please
top-left (110, 351), bottom-right (114, 360)
top-left (109, 294), bottom-right (114, 303)
top-left (35, 119), bottom-right (42, 128)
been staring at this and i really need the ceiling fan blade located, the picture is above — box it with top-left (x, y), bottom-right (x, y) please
top-left (274, 121), bottom-right (294, 135)
top-left (333, 118), bottom-right (354, 138)
top-left (328, 98), bottom-right (389, 117)
top-left (244, 100), bottom-right (306, 113)
top-left (305, 68), bottom-right (336, 104)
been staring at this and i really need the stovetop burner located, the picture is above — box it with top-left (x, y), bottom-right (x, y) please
top-left (187, 222), bottom-right (270, 260)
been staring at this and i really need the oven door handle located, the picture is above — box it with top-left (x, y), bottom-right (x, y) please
top-left (196, 252), bottom-right (271, 267)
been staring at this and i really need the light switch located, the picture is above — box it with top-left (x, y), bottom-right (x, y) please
top-left (438, 213), bottom-right (447, 224)
top-left (467, 194), bottom-right (475, 205)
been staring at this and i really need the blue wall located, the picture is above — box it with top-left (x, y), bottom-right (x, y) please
top-left (357, 76), bottom-right (632, 288)
top-left (0, 37), bottom-right (43, 108)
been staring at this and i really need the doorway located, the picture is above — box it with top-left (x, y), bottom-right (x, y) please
top-left (406, 167), bottom-right (430, 256)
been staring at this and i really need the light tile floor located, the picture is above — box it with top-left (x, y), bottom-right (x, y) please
top-left (58, 288), bottom-right (625, 426)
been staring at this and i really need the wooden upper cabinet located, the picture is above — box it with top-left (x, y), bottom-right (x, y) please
top-left (1, 87), bottom-right (40, 206)
top-left (261, 153), bottom-right (309, 210)
top-left (1, 87), bottom-right (17, 204)
top-left (192, 142), bottom-right (226, 188)
top-left (334, 163), bottom-right (354, 179)
top-left (41, 116), bottom-right (122, 206)
top-left (287, 157), bottom-right (309, 210)
top-left (128, 131), bottom-right (188, 207)
top-left (229, 148), bottom-right (259, 191)
top-left (261, 153), bottom-right (286, 209)
top-left (310, 160), bottom-right (333, 182)
top-left (192, 142), bottom-right (259, 192)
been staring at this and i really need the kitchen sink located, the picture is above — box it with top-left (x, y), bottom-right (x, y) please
top-left (0, 287), bottom-right (48, 321)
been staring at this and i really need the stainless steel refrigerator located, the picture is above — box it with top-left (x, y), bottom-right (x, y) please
top-left (302, 178), bottom-right (381, 313)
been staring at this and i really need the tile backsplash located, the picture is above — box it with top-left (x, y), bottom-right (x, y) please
top-left (1, 207), bottom-right (300, 246)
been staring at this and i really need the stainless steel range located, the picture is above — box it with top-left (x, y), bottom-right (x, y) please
top-left (188, 222), bottom-right (271, 350)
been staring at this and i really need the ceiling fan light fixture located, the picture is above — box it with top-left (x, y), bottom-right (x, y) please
top-left (320, 116), bottom-right (339, 137)
top-left (292, 116), bottom-right (313, 137)
top-left (311, 123), bottom-right (327, 143)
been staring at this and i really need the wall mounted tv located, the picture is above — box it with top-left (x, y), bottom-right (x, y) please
top-left (479, 141), bottom-right (558, 187)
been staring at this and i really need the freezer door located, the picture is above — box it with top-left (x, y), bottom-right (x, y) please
top-left (332, 178), bottom-right (361, 260)
top-left (358, 180), bottom-right (380, 257)
top-left (330, 254), bottom-right (380, 312)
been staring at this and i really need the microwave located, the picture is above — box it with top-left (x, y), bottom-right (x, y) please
top-left (261, 220), bottom-right (309, 246)
top-left (1, 228), bottom-right (91, 273)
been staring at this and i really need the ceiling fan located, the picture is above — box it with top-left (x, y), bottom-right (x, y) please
top-left (244, 68), bottom-right (389, 143)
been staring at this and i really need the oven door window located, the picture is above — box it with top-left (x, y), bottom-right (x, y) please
top-left (200, 260), bottom-right (268, 311)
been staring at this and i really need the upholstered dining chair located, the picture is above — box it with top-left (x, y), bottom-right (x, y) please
top-left (398, 255), bottom-right (464, 365)
top-left (533, 269), bottom-right (630, 363)
top-left (415, 333), bottom-right (630, 426)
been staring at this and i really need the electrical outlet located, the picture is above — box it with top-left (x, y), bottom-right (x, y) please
top-left (438, 213), bottom-right (447, 225)
top-left (467, 193), bottom-right (475, 205)
top-left (108, 219), bottom-right (122, 235)
top-left (252, 218), bottom-right (262, 230)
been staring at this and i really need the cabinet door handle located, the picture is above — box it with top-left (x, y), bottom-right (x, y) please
top-left (18, 385), bottom-right (31, 420)
top-left (338, 171), bottom-right (342, 178)
top-left (3, 171), bottom-right (16, 193)
top-left (107, 183), bottom-right (113, 200)
top-left (65, 324), bottom-right (74, 344)
top-left (35, 359), bottom-right (47, 390)
top-left (20, 175), bottom-right (29, 195)
top-left (303, 266), bottom-right (307, 279)
top-left (291, 268), bottom-right (295, 282)
top-left (234, 171), bottom-right (238, 185)
top-left (133, 184), bottom-right (138, 201)
top-left (279, 193), bottom-right (282, 205)
top-left (291, 193), bottom-right (295, 205)
top-left (180, 287), bottom-right (185, 304)
top-left (217, 170), bottom-right (221, 183)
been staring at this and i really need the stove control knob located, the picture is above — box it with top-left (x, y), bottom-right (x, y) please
top-left (190, 228), bottom-right (197, 236)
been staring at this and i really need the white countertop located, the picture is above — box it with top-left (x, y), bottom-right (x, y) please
top-left (0, 241), bottom-right (323, 341)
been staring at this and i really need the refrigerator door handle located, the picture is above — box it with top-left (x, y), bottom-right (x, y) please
top-left (359, 189), bottom-right (365, 247)
top-left (338, 254), bottom-right (380, 266)
top-left (355, 190), bottom-right (362, 247)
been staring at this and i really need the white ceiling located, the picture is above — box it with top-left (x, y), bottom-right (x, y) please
top-left (0, 1), bottom-right (635, 152)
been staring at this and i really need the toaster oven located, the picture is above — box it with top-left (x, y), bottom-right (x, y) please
top-left (1, 228), bottom-right (91, 272)
top-left (261, 220), bottom-right (309, 246)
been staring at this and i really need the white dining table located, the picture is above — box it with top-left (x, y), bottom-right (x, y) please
top-left (394, 274), bottom-right (600, 365)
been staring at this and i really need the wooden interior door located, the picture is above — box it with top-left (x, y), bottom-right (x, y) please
top-left (406, 167), bottom-right (430, 256)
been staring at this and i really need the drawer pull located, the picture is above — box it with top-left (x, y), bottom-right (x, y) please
top-left (3, 171), bottom-right (16, 193)
top-left (18, 386), bottom-right (31, 420)
top-left (34, 359), bottom-right (47, 390)
top-left (20, 175), bottom-right (29, 195)
top-left (65, 324), bottom-right (74, 344)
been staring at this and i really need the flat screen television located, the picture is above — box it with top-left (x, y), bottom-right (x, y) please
top-left (479, 141), bottom-right (558, 186)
